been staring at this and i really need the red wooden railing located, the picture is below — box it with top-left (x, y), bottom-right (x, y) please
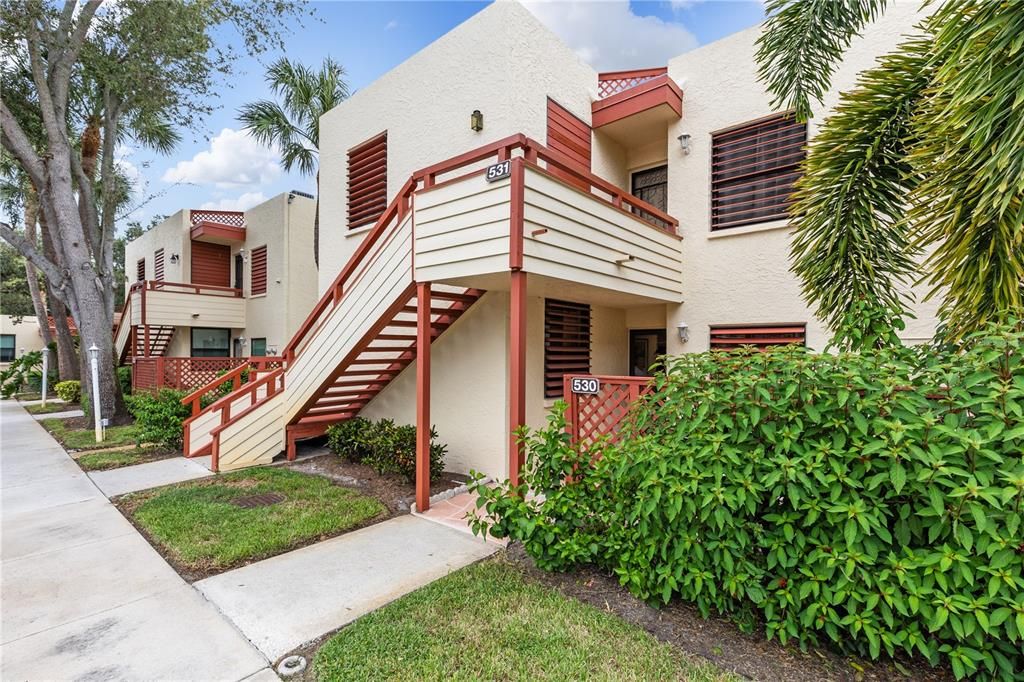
top-left (207, 368), bottom-right (286, 471)
top-left (189, 209), bottom-right (245, 227)
top-left (597, 68), bottom-right (668, 99)
top-left (133, 357), bottom-right (245, 392)
top-left (136, 279), bottom-right (242, 297)
top-left (563, 374), bottom-right (654, 447)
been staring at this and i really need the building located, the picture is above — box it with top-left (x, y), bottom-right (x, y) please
top-left (179, 1), bottom-right (938, 508)
top-left (0, 315), bottom-right (47, 368)
top-left (117, 191), bottom-right (317, 390)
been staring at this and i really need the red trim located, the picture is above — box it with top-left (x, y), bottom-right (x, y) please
top-left (190, 221), bottom-right (246, 243)
top-left (415, 282), bottom-right (431, 512)
top-left (591, 74), bottom-right (683, 128)
top-left (508, 271), bottom-right (527, 486)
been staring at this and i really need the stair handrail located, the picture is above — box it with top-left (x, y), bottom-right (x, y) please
top-left (207, 367), bottom-right (286, 471)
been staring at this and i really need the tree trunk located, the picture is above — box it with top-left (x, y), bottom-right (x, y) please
top-left (40, 211), bottom-right (79, 380)
top-left (22, 188), bottom-right (53, 346)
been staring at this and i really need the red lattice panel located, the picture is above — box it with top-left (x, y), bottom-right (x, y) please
top-left (564, 375), bottom-right (653, 448)
top-left (597, 68), bottom-right (667, 99)
top-left (189, 209), bottom-right (245, 227)
top-left (163, 358), bottom-right (247, 391)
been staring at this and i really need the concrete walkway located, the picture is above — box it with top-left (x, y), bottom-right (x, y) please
top-left (30, 408), bottom-right (84, 420)
top-left (89, 455), bottom-right (213, 497)
top-left (0, 400), bottom-right (271, 681)
top-left (196, 514), bottom-right (496, 659)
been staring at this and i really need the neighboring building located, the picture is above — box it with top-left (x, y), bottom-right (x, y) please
top-left (117, 191), bottom-right (317, 389)
top-left (180, 2), bottom-right (938, 506)
top-left (0, 315), bottom-right (47, 368)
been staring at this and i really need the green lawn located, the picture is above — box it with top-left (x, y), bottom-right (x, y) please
top-left (124, 468), bottom-right (386, 572)
top-left (40, 418), bottom-right (140, 450)
top-left (313, 560), bottom-right (733, 682)
top-left (76, 446), bottom-right (176, 472)
top-left (25, 402), bottom-right (79, 415)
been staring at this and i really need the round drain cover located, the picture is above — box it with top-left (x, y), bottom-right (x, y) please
top-left (231, 492), bottom-right (286, 508)
top-left (277, 655), bottom-right (307, 677)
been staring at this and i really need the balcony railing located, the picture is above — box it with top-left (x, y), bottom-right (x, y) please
top-left (133, 356), bottom-right (283, 393)
top-left (189, 209), bottom-right (245, 227)
top-left (597, 68), bottom-right (668, 99)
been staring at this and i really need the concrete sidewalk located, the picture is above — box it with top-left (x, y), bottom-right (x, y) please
top-left (89, 455), bottom-right (213, 497)
top-left (0, 400), bottom-right (271, 681)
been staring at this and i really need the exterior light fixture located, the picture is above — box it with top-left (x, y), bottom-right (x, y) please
top-left (169, 253), bottom-right (180, 264)
top-left (676, 322), bottom-right (690, 343)
top-left (470, 109), bottom-right (484, 132)
top-left (239, 247), bottom-right (247, 262)
top-left (88, 344), bottom-right (102, 442)
top-left (677, 133), bottom-right (692, 155)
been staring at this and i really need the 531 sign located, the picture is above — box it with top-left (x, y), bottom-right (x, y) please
top-left (485, 160), bottom-right (512, 182)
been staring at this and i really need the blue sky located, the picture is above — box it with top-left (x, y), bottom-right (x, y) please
top-left (121, 1), bottom-right (765, 230)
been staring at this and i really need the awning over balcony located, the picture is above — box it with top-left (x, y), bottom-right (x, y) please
top-left (592, 69), bottom-right (683, 147)
top-left (189, 209), bottom-right (246, 244)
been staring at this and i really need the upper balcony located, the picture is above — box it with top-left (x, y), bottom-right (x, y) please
top-left (411, 135), bottom-right (682, 307)
top-left (128, 280), bottom-right (245, 329)
top-left (592, 68), bottom-right (683, 148)
top-left (189, 209), bottom-right (247, 244)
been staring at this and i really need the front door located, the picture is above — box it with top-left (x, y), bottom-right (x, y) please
top-left (629, 329), bottom-right (666, 376)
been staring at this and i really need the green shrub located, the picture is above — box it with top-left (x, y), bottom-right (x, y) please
top-left (117, 366), bottom-right (132, 396)
top-left (326, 417), bottom-right (446, 481)
top-left (54, 380), bottom-right (82, 403)
top-left (1, 350), bottom-right (42, 398)
top-left (471, 321), bottom-right (1024, 680)
top-left (126, 389), bottom-right (191, 449)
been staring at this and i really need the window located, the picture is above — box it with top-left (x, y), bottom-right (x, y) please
top-left (546, 98), bottom-right (591, 190)
top-left (234, 253), bottom-right (244, 290)
top-left (250, 245), bottom-right (267, 296)
top-left (154, 249), bottom-right (164, 281)
top-left (348, 132), bottom-right (387, 229)
top-left (711, 112), bottom-right (806, 231)
top-left (544, 299), bottom-right (591, 398)
top-left (631, 165), bottom-right (668, 228)
top-left (136, 258), bottom-right (145, 281)
top-left (0, 334), bottom-right (15, 362)
top-left (709, 324), bottom-right (806, 350)
top-left (251, 338), bottom-right (267, 357)
top-left (190, 328), bottom-right (230, 357)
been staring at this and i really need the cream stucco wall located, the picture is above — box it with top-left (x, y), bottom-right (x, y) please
top-left (0, 315), bottom-right (46, 367)
top-left (665, 2), bottom-right (939, 353)
top-left (123, 210), bottom-right (190, 288)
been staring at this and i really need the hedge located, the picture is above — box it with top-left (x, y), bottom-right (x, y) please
top-left (125, 389), bottom-right (191, 449)
top-left (470, 321), bottom-right (1024, 680)
top-left (326, 417), bottom-right (447, 482)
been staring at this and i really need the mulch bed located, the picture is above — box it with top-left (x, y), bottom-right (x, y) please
top-left (282, 451), bottom-right (471, 515)
top-left (504, 545), bottom-right (954, 682)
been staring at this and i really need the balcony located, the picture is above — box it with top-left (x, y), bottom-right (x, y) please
top-left (189, 209), bottom-right (246, 244)
top-left (412, 138), bottom-right (682, 306)
top-left (129, 280), bottom-right (245, 329)
top-left (592, 68), bottom-right (683, 148)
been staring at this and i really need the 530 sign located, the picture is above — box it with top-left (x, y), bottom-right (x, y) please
top-left (570, 377), bottom-right (600, 394)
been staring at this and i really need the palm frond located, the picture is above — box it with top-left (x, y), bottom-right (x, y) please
top-left (756, 0), bottom-right (891, 120)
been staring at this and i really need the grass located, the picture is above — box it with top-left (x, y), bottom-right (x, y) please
top-left (76, 446), bottom-right (175, 472)
top-left (40, 418), bottom-right (140, 450)
top-left (312, 560), bottom-right (733, 682)
top-left (124, 467), bottom-right (386, 571)
top-left (25, 402), bottom-right (79, 415)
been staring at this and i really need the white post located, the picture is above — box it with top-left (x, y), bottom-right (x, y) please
top-left (40, 347), bottom-right (49, 407)
top-left (89, 344), bottom-right (103, 443)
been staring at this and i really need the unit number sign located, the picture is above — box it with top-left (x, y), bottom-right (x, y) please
top-left (485, 160), bottom-right (512, 182)
top-left (570, 377), bottom-right (600, 394)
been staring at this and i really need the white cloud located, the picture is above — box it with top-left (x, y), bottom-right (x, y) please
top-left (200, 191), bottom-right (267, 212)
top-left (384, 19), bottom-right (398, 30)
top-left (523, 0), bottom-right (699, 71)
top-left (161, 128), bottom-right (280, 189)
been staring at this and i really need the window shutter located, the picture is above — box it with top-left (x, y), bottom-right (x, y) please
top-left (546, 99), bottom-right (591, 190)
top-left (251, 245), bottom-right (267, 296)
top-left (348, 132), bottom-right (387, 229)
top-left (154, 249), bottom-right (164, 281)
top-left (711, 113), bottom-right (806, 231)
top-left (136, 259), bottom-right (145, 282)
top-left (544, 299), bottom-right (591, 398)
top-left (709, 325), bottom-right (806, 350)
top-left (190, 242), bottom-right (231, 287)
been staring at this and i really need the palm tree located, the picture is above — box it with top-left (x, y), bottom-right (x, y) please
top-left (239, 57), bottom-right (350, 266)
top-left (756, 0), bottom-right (1024, 346)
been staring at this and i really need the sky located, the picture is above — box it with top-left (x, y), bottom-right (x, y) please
top-left (118, 0), bottom-right (766, 231)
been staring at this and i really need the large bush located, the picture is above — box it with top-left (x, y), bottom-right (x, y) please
top-left (1, 350), bottom-right (42, 398)
top-left (126, 389), bottom-right (191, 448)
top-left (471, 322), bottom-right (1024, 680)
top-left (326, 417), bottom-right (446, 482)
top-left (54, 380), bottom-right (82, 403)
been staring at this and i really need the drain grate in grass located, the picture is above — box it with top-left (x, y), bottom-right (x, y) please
top-left (232, 492), bottom-right (286, 508)
top-left (122, 467), bottom-right (386, 575)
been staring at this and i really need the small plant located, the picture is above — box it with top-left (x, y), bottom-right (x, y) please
top-left (126, 388), bottom-right (191, 449)
top-left (54, 380), bottom-right (82, 403)
top-left (325, 417), bottom-right (446, 481)
top-left (1, 350), bottom-right (42, 398)
top-left (117, 366), bottom-right (132, 396)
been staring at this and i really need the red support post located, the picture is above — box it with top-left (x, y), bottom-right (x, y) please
top-left (415, 281), bottom-right (432, 512)
top-left (509, 271), bottom-right (527, 486)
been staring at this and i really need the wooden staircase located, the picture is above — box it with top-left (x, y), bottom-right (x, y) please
top-left (133, 325), bottom-right (174, 358)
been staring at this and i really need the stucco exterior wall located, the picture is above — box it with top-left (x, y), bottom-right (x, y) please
top-left (123, 210), bottom-right (190, 289)
top-left (0, 315), bottom-right (46, 367)
top-left (665, 2), bottom-right (938, 353)
top-left (318, 0), bottom-right (599, 296)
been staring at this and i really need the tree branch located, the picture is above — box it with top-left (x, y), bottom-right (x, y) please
top-left (0, 102), bottom-right (47, 191)
top-left (0, 221), bottom-right (68, 293)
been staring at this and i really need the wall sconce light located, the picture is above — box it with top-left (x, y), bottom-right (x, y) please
top-left (169, 253), bottom-right (180, 264)
top-left (191, 313), bottom-right (199, 319)
top-left (470, 109), bottom-right (484, 132)
top-left (677, 133), bottom-right (692, 155)
top-left (238, 247), bottom-right (247, 262)
top-left (676, 322), bottom-right (690, 344)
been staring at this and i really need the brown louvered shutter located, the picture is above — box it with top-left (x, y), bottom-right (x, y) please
top-left (154, 249), bottom-right (164, 281)
top-left (348, 132), bottom-right (387, 229)
top-left (544, 299), bottom-right (591, 398)
top-left (710, 325), bottom-right (806, 350)
top-left (546, 99), bottom-right (591, 189)
top-left (136, 259), bottom-right (145, 281)
top-left (190, 241), bottom-right (230, 287)
top-left (250, 245), bottom-right (267, 296)
top-left (711, 113), bottom-right (806, 231)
